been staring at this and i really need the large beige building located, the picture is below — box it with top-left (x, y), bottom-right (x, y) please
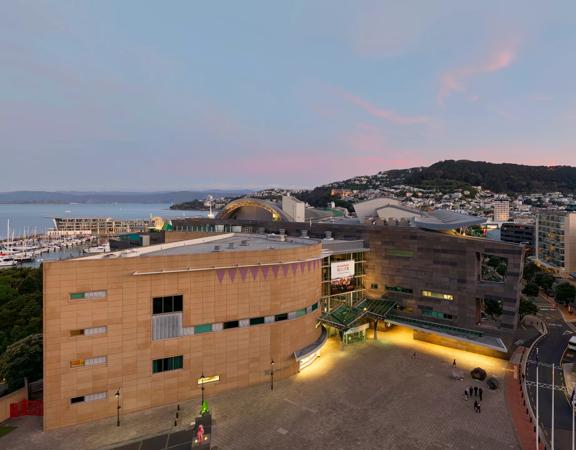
top-left (536, 210), bottom-right (576, 275)
top-left (43, 234), bottom-right (323, 430)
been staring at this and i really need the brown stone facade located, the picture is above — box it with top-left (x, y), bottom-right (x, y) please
top-left (43, 243), bottom-right (322, 430)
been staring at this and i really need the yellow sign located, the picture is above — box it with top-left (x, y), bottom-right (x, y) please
top-left (197, 375), bottom-right (220, 385)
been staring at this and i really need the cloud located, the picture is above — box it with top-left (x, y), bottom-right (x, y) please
top-left (437, 41), bottom-right (519, 106)
top-left (336, 89), bottom-right (431, 125)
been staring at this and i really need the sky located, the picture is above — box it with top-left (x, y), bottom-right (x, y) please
top-left (1, 0), bottom-right (575, 191)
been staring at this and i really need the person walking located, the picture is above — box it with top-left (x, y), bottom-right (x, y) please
top-left (464, 389), bottom-right (469, 401)
top-left (474, 386), bottom-right (478, 397)
top-left (473, 400), bottom-right (479, 412)
top-left (477, 403), bottom-right (481, 413)
top-left (453, 359), bottom-right (456, 367)
top-left (479, 387), bottom-right (483, 401)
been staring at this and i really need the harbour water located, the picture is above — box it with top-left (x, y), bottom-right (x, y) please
top-left (0, 203), bottom-right (207, 240)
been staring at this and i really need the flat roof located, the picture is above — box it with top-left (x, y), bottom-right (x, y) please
top-left (81, 233), bottom-right (319, 260)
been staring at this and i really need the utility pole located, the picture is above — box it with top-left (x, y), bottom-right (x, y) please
top-left (270, 359), bottom-right (275, 391)
top-left (536, 347), bottom-right (539, 450)
top-left (115, 389), bottom-right (121, 427)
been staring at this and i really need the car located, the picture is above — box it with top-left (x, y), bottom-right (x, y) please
top-left (568, 336), bottom-right (576, 352)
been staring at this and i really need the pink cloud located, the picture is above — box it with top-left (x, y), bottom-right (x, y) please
top-left (336, 89), bottom-right (431, 125)
top-left (437, 41), bottom-right (519, 106)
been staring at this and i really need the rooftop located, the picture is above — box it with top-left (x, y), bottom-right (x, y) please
top-left (81, 233), bottom-right (318, 260)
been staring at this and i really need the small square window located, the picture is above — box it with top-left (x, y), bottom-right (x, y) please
top-left (311, 303), bottom-right (318, 311)
top-left (223, 320), bottom-right (239, 329)
top-left (275, 313), bottom-right (288, 322)
top-left (153, 298), bottom-right (163, 314)
top-left (70, 396), bottom-right (84, 404)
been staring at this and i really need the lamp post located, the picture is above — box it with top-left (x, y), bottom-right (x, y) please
top-left (115, 389), bottom-right (120, 427)
top-left (200, 372), bottom-right (205, 406)
top-left (270, 360), bottom-right (275, 391)
top-left (536, 348), bottom-right (539, 450)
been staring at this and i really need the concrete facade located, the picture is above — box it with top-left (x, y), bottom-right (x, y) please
top-left (536, 210), bottom-right (576, 274)
top-left (43, 237), bottom-right (322, 430)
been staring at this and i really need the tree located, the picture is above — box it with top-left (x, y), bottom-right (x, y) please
top-left (0, 334), bottom-right (42, 391)
top-left (534, 272), bottom-right (554, 291)
top-left (519, 298), bottom-right (538, 318)
top-left (483, 298), bottom-right (503, 317)
top-left (523, 262), bottom-right (540, 282)
top-left (522, 282), bottom-right (539, 297)
top-left (555, 282), bottom-right (576, 305)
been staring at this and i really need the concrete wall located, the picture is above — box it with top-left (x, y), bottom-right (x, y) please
top-left (0, 387), bottom-right (28, 423)
top-left (43, 243), bottom-right (322, 430)
top-left (413, 330), bottom-right (507, 359)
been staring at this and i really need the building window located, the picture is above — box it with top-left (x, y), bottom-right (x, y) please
top-left (152, 295), bottom-right (183, 314)
top-left (275, 313), bottom-right (288, 322)
top-left (70, 392), bottom-right (107, 404)
top-left (223, 320), bottom-right (239, 329)
top-left (70, 356), bottom-right (107, 368)
top-left (370, 283), bottom-right (379, 289)
top-left (311, 303), bottom-right (318, 311)
top-left (385, 249), bottom-right (414, 258)
top-left (293, 308), bottom-right (306, 318)
top-left (69, 290), bottom-right (106, 300)
top-left (152, 355), bottom-right (184, 374)
top-left (386, 286), bottom-right (413, 294)
top-left (249, 317), bottom-right (265, 326)
top-left (421, 290), bottom-right (454, 301)
top-left (422, 310), bottom-right (453, 320)
top-left (194, 323), bottom-right (212, 334)
top-left (70, 326), bottom-right (107, 337)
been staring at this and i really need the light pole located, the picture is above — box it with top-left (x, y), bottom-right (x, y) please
top-left (536, 348), bottom-right (539, 450)
top-left (200, 372), bottom-right (205, 406)
top-left (552, 363), bottom-right (555, 450)
top-left (270, 360), bottom-right (275, 391)
top-left (115, 389), bottom-right (120, 427)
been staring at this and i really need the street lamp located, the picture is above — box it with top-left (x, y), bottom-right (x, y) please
top-left (200, 372), bottom-right (205, 406)
top-left (270, 360), bottom-right (275, 391)
top-left (115, 389), bottom-right (121, 427)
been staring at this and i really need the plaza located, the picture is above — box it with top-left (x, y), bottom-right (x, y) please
top-left (2, 327), bottom-right (518, 449)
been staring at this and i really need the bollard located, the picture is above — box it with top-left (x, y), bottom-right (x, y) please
top-left (176, 412), bottom-right (179, 419)
top-left (174, 419), bottom-right (177, 427)
top-left (177, 404), bottom-right (180, 411)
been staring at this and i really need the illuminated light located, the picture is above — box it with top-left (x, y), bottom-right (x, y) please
top-left (421, 290), bottom-right (454, 301)
top-left (299, 351), bottom-right (321, 371)
top-left (197, 375), bottom-right (220, 385)
top-left (70, 359), bottom-right (85, 367)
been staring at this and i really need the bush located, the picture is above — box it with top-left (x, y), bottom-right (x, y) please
top-left (519, 297), bottom-right (538, 318)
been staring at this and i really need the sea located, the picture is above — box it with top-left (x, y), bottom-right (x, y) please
top-left (0, 203), bottom-right (207, 240)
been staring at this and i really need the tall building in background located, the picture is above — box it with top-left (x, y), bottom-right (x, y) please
top-left (535, 210), bottom-right (576, 275)
top-left (493, 201), bottom-right (510, 222)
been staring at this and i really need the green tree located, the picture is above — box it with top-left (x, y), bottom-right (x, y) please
top-left (555, 282), bottom-right (576, 305)
top-left (483, 298), bottom-right (503, 317)
top-left (523, 262), bottom-right (540, 282)
top-left (522, 282), bottom-right (539, 297)
top-left (0, 334), bottom-right (43, 391)
top-left (534, 272), bottom-right (554, 291)
top-left (519, 297), bottom-right (538, 318)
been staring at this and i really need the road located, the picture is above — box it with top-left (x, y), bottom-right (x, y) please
top-left (525, 294), bottom-right (575, 450)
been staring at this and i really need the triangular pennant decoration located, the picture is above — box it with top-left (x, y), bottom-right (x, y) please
top-left (300, 262), bottom-right (306, 273)
top-left (282, 264), bottom-right (289, 277)
top-left (216, 269), bottom-right (226, 283)
top-left (291, 263), bottom-right (298, 275)
top-left (272, 265), bottom-right (280, 278)
top-left (228, 268), bottom-right (237, 282)
top-left (262, 266), bottom-right (270, 280)
top-left (239, 267), bottom-right (248, 281)
top-left (250, 266), bottom-right (259, 280)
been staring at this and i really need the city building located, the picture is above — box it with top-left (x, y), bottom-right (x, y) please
top-left (43, 234), bottom-right (325, 430)
top-left (501, 222), bottom-right (535, 246)
top-left (493, 201), bottom-right (510, 222)
top-left (53, 217), bottom-right (155, 236)
top-left (535, 210), bottom-right (576, 275)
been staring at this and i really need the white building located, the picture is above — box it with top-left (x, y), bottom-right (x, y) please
top-left (493, 201), bottom-right (510, 222)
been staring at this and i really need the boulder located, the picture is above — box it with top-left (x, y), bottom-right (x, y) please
top-left (486, 377), bottom-right (499, 390)
top-left (471, 367), bottom-right (487, 380)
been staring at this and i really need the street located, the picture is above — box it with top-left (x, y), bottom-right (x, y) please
top-left (525, 295), bottom-right (575, 449)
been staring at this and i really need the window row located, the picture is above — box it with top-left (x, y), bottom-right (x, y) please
top-left (70, 326), bottom-right (107, 337)
top-left (70, 391), bottom-right (107, 404)
top-left (153, 295), bottom-right (183, 314)
top-left (386, 285), bottom-right (413, 294)
top-left (69, 290), bottom-right (107, 300)
top-left (190, 302), bottom-right (319, 336)
top-left (421, 290), bottom-right (454, 301)
top-left (422, 310), bottom-right (454, 320)
top-left (153, 355), bottom-right (184, 374)
top-left (70, 356), bottom-right (107, 368)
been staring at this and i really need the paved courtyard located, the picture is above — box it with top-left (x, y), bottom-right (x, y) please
top-left (1, 327), bottom-right (519, 450)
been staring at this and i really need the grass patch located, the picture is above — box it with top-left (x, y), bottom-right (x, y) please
top-left (0, 426), bottom-right (16, 438)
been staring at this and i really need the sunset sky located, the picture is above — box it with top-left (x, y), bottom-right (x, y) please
top-left (1, 0), bottom-right (575, 190)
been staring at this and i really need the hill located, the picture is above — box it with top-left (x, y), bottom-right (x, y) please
top-left (325, 160), bottom-right (576, 194)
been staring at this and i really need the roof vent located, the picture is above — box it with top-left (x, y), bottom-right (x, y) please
top-left (240, 239), bottom-right (249, 246)
top-left (213, 245), bottom-right (221, 252)
top-left (227, 242), bottom-right (235, 249)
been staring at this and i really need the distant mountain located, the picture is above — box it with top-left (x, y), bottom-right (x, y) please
top-left (405, 160), bottom-right (576, 193)
top-left (0, 190), bottom-right (253, 204)
top-left (325, 160), bottom-right (576, 194)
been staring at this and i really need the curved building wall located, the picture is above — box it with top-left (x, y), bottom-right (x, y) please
top-left (43, 243), bottom-right (322, 430)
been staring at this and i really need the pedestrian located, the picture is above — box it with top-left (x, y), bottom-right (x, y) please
top-left (474, 386), bottom-right (478, 397)
top-left (473, 400), bottom-right (479, 412)
top-left (477, 403), bottom-right (481, 414)
top-left (464, 389), bottom-right (469, 401)
top-left (453, 358), bottom-right (456, 366)
top-left (413, 352), bottom-right (416, 358)
top-left (479, 387), bottom-right (483, 401)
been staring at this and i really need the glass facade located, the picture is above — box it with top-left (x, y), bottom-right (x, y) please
top-left (321, 251), bottom-right (366, 312)
top-left (538, 212), bottom-right (566, 269)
